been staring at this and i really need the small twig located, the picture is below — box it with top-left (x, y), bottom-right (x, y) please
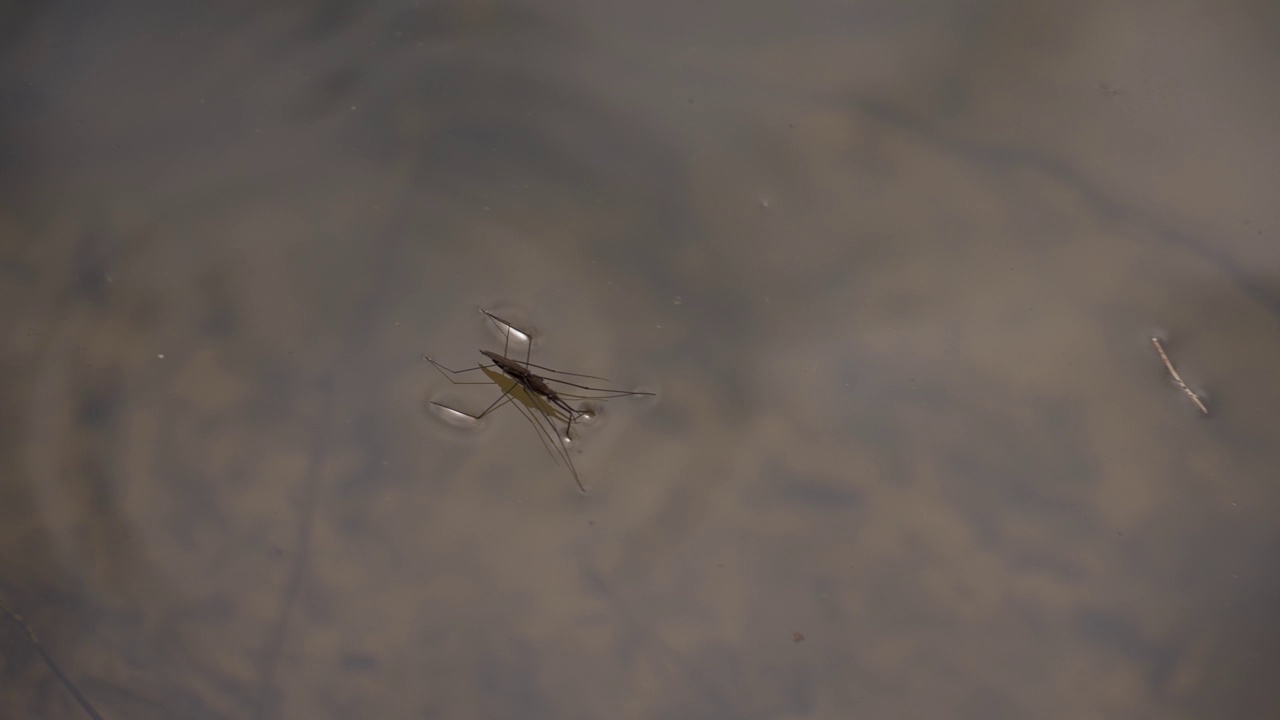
top-left (1151, 337), bottom-right (1209, 415)
top-left (0, 597), bottom-right (107, 720)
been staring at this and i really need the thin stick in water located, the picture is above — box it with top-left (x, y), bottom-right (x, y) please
top-left (1151, 337), bottom-right (1209, 415)
top-left (0, 597), bottom-right (107, 720)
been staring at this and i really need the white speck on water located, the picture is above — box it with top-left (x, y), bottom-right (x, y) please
top-left (157, 354), bottom-right (165, 359)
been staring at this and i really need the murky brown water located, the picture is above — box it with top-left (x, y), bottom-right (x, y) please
top-left (4, 2), bottom-right (1280, 718)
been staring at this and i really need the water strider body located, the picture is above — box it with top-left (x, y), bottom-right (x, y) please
top-left (425, 310), bottom-right (654, 493)
top-left (478, 348), bottom-right (582, 438)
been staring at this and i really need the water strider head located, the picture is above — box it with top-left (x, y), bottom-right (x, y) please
top-left (479, 349), bottom-right (529, 378)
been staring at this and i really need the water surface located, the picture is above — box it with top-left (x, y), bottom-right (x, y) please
top-left (3, 1), bottom-right (1280, 718)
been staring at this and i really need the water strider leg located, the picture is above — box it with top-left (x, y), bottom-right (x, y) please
top-left (481, 309), bottom-right (532, 354)
top-left (425, 355), bottom-right (498, 384)
top-left (556, 389), bottom-right (652, 400)
top-left (507, 392), bottom-right (586, 493)
top-left (519, 359), bottom-right (613, 382)
top-left (430, 377), bottom-right (517, 424)
top-left (539, 375), bottom-right (655, 397)
top-left (518, 393), bottom-right (585, 493)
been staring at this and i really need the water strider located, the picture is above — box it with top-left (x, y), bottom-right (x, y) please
top-left (424, 310), bottom-right (654, 493)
